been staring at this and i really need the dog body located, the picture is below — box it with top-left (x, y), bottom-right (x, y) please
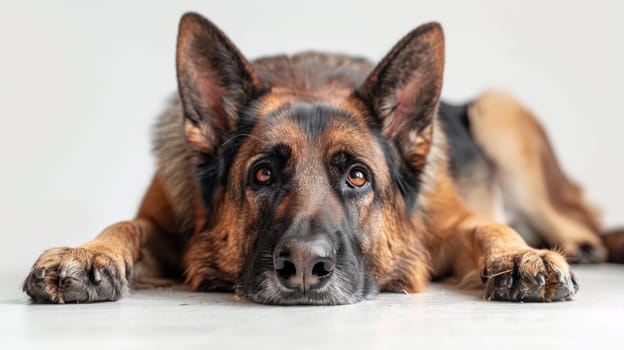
top-left (23, 13), bottom-right (623, 305)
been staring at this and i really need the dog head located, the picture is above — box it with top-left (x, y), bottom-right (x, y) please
top-left (177, 13), bottom-right (444, 305)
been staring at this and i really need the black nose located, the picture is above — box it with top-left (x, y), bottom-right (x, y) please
top-left (274, 238), bottom-right (336, 293)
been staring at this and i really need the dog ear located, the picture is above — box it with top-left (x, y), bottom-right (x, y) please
top-left (358, 23), bottom-right (444, 170)
top-left (176, 12), bottom-right (264, 154)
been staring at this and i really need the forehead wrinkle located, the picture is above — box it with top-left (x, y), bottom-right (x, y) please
top-left (287, 105), bottom-right (329, 141)
top-left (234, 99), bottom-right (387, 187)
top-left (236, 116), bottom-right (309, 167)
top-left (261, 100), bottom-right (356, 133)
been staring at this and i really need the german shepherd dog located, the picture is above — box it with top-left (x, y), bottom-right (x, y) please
top-left (23, 13), bottom-right (624, 305)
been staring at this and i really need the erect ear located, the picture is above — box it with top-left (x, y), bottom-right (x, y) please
top-left (176, 12), bottom-right (264, 154)
top-left (357, 22), bottom-right (444, 170)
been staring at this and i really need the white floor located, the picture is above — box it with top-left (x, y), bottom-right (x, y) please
top-left (1, 264), bottom-right (622, 350)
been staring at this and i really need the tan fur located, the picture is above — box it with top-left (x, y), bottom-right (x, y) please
top-left (467, 90), bottom-right (606, 261)
top-left (24, 15), bottom-right (589, 304)
top-left (23, 88), bottom-right (579, 303)
top-left (152, 98), bottom-right (200, 234)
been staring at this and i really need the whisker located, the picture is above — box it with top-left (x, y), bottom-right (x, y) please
top-left (481, 268), bottom-right (514, 279)
top-left (221, 133), bottom-right (269, 148)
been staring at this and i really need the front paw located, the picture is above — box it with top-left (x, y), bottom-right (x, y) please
top-left (482, 248), bottom-right (578, 302)
top-left (23, 247), bottom-right (129, 303)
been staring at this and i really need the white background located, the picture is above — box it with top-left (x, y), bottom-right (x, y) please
top-left (1, 0), bottom-right (623, 275)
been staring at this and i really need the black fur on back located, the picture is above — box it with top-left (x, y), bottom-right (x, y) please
top-left (438, 101), bottom-right (487, 180)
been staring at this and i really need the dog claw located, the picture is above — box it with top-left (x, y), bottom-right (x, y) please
top-left (536, 273), bottom-right (545, 286)
top-left (92, 269), bottom-right (102, 283)
top-left (556, 271), bottom-right (566, 284)
top-left (571, 274), bottom-right (579, 294)
top-left (505, 274), bottom-right (513, 288)
top-left (34, 268), bottom-right (45, 280)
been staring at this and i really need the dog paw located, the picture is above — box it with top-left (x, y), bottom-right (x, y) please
top-left (564, 240), bottom-right (608, 264)
top-left (482, 248), bottom-right (578, 302)
top-left (23, 247), bottom-right (129, 303)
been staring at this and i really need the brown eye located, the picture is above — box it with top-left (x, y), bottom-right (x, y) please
top-left (346, 167), bottom-right (368, 188)
top-left (254, 165), bottom-right (273, 185)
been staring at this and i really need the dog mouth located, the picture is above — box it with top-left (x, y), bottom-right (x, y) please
top-left (236, 269), bottom-right (374, 305)
top-left (235, 224), bottom-right (378, 305)
top-left (236, 247), bottom-right (378, 305)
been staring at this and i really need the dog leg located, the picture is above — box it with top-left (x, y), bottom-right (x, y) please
top-left (427, 177), bottom-right (577, 302)
top-left (467, 90), bottom-right (607, 263)
top-left (23, 174), bottom-right (182, 303)
top-left (22, 220), bottom-right (151, 303)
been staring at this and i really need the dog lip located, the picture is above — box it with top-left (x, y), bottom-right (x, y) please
top-left (265, 290), bottom-right (346, 306)
top-left (242, 268), bottom-right (353, 305)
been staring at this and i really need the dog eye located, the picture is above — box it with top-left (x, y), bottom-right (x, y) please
top-left (346, 167), bottom-right (368, 188)
top-left (253, 165), bottom-right (273, 185)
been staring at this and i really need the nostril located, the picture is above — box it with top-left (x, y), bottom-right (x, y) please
top-left (311, 259), bottom-right (334, 279)
top-left (276, 258), bottom-right (297, 280)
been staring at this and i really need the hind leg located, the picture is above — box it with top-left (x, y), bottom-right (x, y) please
top-left (467, 90), bottom-right (607, 263)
